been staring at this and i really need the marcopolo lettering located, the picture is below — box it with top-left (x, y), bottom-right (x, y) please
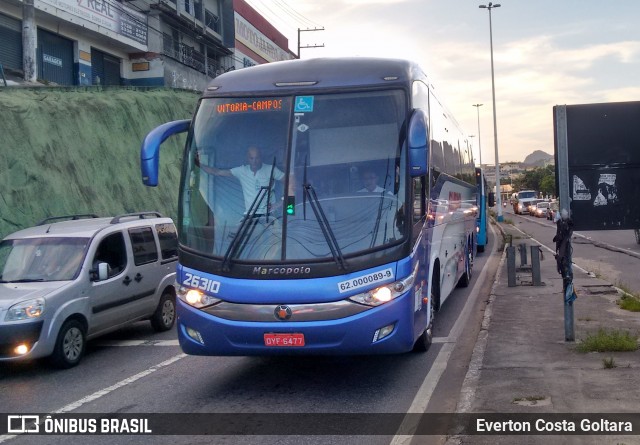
top-left (253, 266), bottom-right (311, 276)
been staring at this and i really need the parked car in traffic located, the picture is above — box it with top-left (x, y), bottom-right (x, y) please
top-left (533, 201), bottom-right (549, 218)
top-left (0, 212), bottom-right (178, 368)
top-left (527, 199), bottom-right (543, 216)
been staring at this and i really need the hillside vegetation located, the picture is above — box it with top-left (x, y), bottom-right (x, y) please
top-left (0, 87), bottom-right (200, 239)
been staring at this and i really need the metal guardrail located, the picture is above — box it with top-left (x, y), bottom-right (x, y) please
top-left (507, 243), bottom-right (543, 287)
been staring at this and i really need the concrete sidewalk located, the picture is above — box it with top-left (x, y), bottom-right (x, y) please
top-left (448, 221), bottom-right (640, 444)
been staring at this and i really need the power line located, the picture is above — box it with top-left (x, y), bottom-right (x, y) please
top-left (248, 0), bottom-right (296, 34)
top-left (272, 0), bottom-right (321, 28)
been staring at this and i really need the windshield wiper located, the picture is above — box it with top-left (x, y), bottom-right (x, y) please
top-left (2, 278), bottom-right (46, 283)
top-left (221, 158), bottom-right (277, 271)
top-left (303, 181), bottom-right (347, 271)
top-left (370, 157), bottom-right (392, 249)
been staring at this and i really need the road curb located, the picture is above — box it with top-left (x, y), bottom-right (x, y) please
top-left (454, 219), bottom-right (507, 414)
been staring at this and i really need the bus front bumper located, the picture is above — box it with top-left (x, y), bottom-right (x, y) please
top-left (176, 292), bottom-right (419, 356)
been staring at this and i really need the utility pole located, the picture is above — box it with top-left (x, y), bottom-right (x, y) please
top-left (23, 0), bottom-right (37, 82)
top-left (473, 103), bottom-right (483, 166)
top-left (479, 2), bottom-right (503, 221)
top-left (297, 27), bottom-right (324, 59)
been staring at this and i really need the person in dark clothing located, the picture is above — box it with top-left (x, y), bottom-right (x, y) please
top-left (553, 209), bottom-right (576, 302)
top-left (553, 209), bottom-right (573, 275)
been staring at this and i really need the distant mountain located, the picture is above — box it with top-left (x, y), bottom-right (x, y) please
top-left (523, 150), bottom-right (553, 165)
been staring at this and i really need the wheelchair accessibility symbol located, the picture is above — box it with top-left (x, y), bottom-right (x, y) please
top-left (294, 96), bottom-right (314, 112)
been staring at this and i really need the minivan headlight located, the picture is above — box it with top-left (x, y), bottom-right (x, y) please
top-left (5, 298), bottom-right (45, 321)
top-left (348, 264), bottom-right (418, 307)
top-left (177, 286), bottom-right (221, 309)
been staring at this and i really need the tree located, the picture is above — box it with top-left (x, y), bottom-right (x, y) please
top-left (540, 175), bottom-right (556, 197)
top-left (511, 165), bottom-right (555, 196)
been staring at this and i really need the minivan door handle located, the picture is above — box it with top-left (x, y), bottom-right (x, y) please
top-left (123, 276), bottom-right (132, 286)
top-left (134, 273), bottom-right (143, 283)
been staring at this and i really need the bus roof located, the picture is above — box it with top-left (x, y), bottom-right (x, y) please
top-left (203, 57), bottom-right (427, 96)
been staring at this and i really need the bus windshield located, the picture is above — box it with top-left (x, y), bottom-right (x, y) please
top-left (518, 191), bottom-right (536, 200)
top-left (180, 90), bottom-right (408, 262)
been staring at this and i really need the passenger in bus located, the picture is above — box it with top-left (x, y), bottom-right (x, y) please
top-left (195, 146), bottom-right (290, 214)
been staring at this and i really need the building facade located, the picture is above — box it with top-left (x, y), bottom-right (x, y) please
top-left (0, 0), bottom-right (294, 90)
top-left (232, 0), bottom-right (296, 70)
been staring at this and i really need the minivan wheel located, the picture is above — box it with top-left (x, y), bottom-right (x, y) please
top-left (151, 292), bottom-right (176, 332)
top-left (50, 320), bottom-right (86, 369)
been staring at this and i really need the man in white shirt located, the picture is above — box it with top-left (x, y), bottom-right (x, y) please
top-left (358, 169), bottom-right (386, 193)
top-left (196, 146), bottom-right (286, 214)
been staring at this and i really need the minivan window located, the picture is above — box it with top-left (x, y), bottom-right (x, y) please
top-left (93, 232), bottom-right (127, 278)
top-left (155, 223), bottom-right (178, 260)
top-left (0, 237), bottom-right (89, 282)
top-left (129, 227), bottom-right (159, 265)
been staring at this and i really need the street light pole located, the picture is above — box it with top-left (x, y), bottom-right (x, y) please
top-left (472, 103), bottom-right (483, 166)
top-left (479, 2), bottom-right (503, 221)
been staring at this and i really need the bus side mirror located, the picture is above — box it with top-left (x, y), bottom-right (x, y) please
top-left (488, 192), bottom-right (495, 207)
top-left (140, 119), bottom-right (191, 186)
top-left (408, 109), bottom-right (429, 177)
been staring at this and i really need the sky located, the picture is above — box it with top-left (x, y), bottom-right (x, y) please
top-left (244, 0), bottom-right (640, 164)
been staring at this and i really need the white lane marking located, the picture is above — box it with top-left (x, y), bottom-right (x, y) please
top-left (432, 337), bottom-right (453, 344)
top-left (390, 343), bottom-right (455, 445)
top-left (54, 353), bottom-right (187, 412)
top-left (389, 223), bottom-right (501, 445)
top-left (96, 340), bottom-right (180, 347)
top-left (0, 354), bottom-right (186, 444)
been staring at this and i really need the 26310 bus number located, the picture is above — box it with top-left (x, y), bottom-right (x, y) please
top-left (183, 272), bottom-right (220, 293)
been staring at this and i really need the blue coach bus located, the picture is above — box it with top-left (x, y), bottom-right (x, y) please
top-left (475, 167), bottom-right (494, 252)
top-left (141, 58), bottom-right (477, 355)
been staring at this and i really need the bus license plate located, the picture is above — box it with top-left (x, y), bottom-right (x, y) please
top-left (264, 333), bottom-right (305, 347)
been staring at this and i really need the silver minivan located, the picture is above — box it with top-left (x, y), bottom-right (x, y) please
top-left (0, 213), bottom-right (178, 368)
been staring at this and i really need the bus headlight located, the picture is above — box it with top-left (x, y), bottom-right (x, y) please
top-left (177, 286), bottom-right (221, 309)
top-left (348, 264), bottom-right (418, 307)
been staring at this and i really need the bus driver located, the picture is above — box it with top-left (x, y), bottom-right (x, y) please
top-left (195, 146), bottom-right (290, 215)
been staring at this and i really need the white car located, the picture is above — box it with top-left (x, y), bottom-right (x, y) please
top-left (0, 212), bottom-right (178, 368)
top-left (533, 201), bottom-right (550, 218)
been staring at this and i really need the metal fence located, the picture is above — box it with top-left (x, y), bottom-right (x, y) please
top-left (162, 33), bottom-right (228, 78)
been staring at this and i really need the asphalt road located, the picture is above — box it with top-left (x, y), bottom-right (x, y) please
top-left (0, 228), bottom-right (501, 445)
top-left (500, 205), bottom-right (640, 295)
top-left (4, 211), bottom-right (636, 445)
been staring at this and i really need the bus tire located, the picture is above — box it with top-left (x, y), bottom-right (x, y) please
top-left (431, 269), bottom-right (441, 312)
top-left (477, 244), bottom-right (485, 253)
top-left (457, 245), bottom-right (472, 288)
